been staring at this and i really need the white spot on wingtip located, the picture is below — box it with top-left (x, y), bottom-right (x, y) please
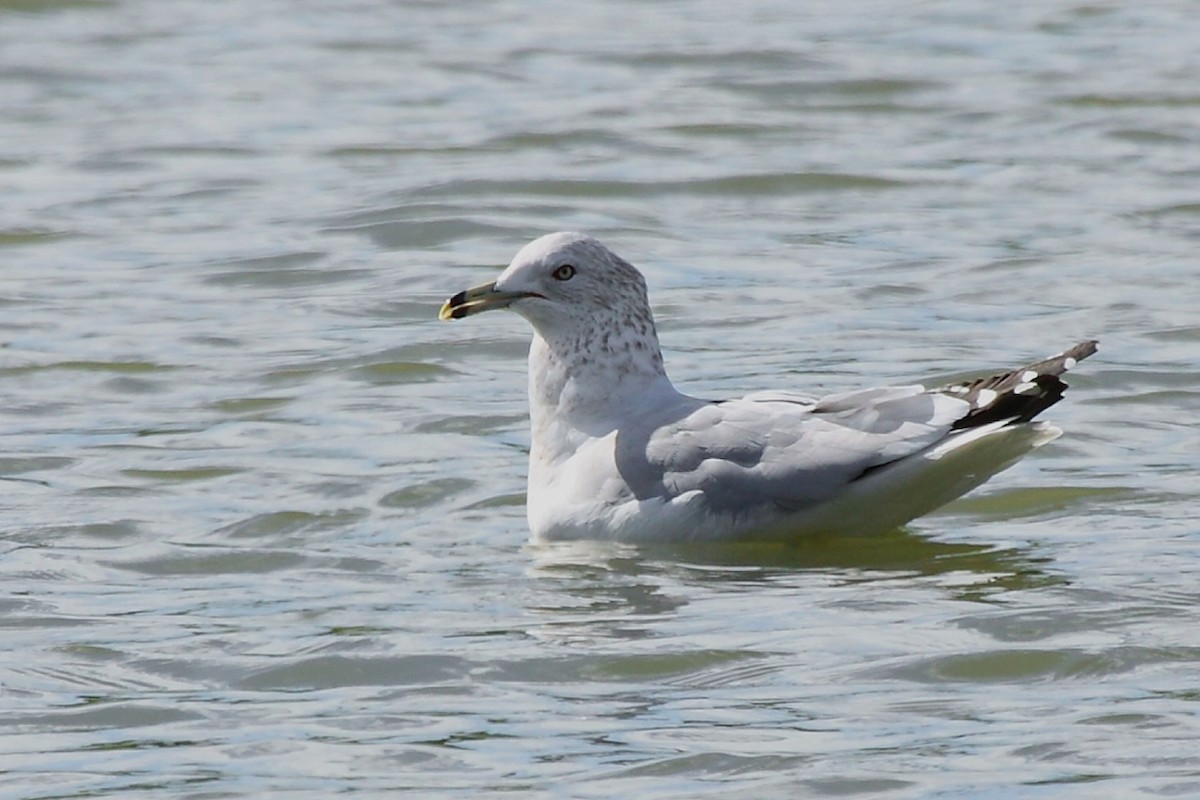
top-left (976, 388), bottom-right (998, 407)
top-left (948, 385), bottom-right (968, 394)
top-left (1014, 381), bottom-right (1040, 395)
top-left (1020, 370), bottom-right (1038, 382)
top-left (1063, 357), bottom-right (1077, 370)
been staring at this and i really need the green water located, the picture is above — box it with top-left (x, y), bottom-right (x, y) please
top-left (2, 1), bottom-right (1198, 797)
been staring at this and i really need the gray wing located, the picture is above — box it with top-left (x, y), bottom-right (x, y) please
top-left (613, 340), bottom-right (1098, 517)
top-left (614, 385), bottom-right (969, 514)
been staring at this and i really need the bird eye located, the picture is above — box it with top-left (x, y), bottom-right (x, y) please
top-left (552, 264), bottom-right (576, 281)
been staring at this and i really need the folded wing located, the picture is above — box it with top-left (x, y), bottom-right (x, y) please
top-left (629, 341), bottom-right (1098, 519)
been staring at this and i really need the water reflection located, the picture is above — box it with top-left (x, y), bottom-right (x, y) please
top-left (531, 528), bottom-right (1053, 582)
top-left (522, 527), bottom-right (1060, 640)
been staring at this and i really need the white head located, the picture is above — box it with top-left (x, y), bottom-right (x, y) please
top-left (440, 233), bottom-right (671, 418)
top-left (440, 232), bottom-right (659, 347)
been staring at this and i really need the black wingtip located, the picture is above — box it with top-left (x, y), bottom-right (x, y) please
top-left (944, 340), bottom-right (1097, 431)
top-left (1061, 339), bottom-right (1099, 364)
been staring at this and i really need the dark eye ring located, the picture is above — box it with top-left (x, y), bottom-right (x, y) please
top-left (552, 264), bottom-right (576, 281)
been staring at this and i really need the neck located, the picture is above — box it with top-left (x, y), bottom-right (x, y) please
top-left (527, 320), bottom-right (676, 440)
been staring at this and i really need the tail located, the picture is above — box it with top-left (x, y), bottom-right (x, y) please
top-left (769, 420), bottom-right (1063, 538)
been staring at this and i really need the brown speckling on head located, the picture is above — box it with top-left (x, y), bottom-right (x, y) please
top-left (483, 233), bottom-right (674, 427)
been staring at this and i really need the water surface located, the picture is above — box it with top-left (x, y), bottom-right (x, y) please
top-left (2, 1), bottom-right (1199, 797)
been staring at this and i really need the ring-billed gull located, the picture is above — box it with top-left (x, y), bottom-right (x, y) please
top-left (439, 232), bottom-right (1097, 542)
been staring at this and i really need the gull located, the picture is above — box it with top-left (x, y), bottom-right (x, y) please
top-left (439, 232), bottom-right (1096, 542)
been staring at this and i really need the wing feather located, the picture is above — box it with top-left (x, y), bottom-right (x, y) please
top-left (639, 387), bottom-right (969, 514)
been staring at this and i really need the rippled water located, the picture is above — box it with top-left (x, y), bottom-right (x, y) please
top-left (3, 1), bottom-right (1200, 797)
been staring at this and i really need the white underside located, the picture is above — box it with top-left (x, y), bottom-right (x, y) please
top-left (746, 419), bottom-right (1062, 540)
top-left (530, 420), bottom-right (1062, 543)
